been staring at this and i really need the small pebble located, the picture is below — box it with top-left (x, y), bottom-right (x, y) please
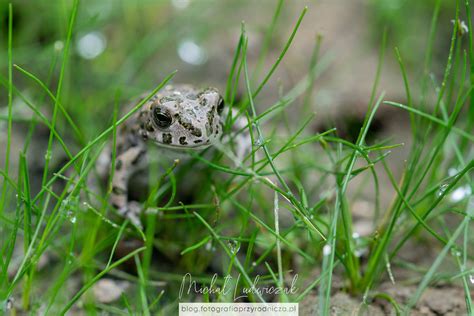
top-left (92, 278), bottom-right (129, 303)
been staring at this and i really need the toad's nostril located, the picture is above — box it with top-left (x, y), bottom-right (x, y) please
top-left (162, 133), bottom-right (172, 144)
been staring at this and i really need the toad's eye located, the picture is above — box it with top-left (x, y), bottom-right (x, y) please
top-left (153, 108), bottom-right (172, 128)
top-left (217, 98), bottom-right (224, 114)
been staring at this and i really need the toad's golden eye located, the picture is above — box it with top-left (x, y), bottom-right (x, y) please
top-left (153, 107), bottom-right (172, 129)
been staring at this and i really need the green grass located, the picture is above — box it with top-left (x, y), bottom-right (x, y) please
top-left (0, 0), bottom-right (473, 315)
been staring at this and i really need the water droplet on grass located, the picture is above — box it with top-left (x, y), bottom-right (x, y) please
top-left (254, 138), bottom-right (263, 147)
top-left (450, 248), bottom-right (461, 257)
top-left (469, 274), bottom-right (474, 284)
top-left (227, 240), bottom-right (241, 254)
top-left (66, 210), bottom-right (77, 223)
top-left (61, 199), bottom-right (69, 208)
top-left (323, 244), bottom-right (331, 256)
top-left (437, 183), bottom-right (449, 197)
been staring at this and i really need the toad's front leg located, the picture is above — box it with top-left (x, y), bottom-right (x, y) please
top-left (110, 145), bottom-right (147, 228)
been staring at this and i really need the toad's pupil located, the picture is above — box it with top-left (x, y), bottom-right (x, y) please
top-left (217, 98), bottom-right (224, 114)
top-left (153, 108), bottom-right (172, 128)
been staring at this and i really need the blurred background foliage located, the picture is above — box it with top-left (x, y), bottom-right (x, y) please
top-left (0, 0), bottom-right (462, 142)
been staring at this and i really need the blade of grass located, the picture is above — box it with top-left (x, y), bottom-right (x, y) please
top-left (302, 34), bottom-right (322, 112)
top-left (135, 255), bottom-right (151, 316)
top-left (405, 201), bottom-right (471, 311)
top-left (391, 160), bottom-right (474, 259)
top-left (19, 153), bottom-right (33, 310)
top-left (384, 101), bottom-right (474, 142)
top-left (419, 0), bottom-right (442, 109)
top-left (224, 32), bottom-right (243, 103)
top-left (462, 0), bottom-right (474, 138)
top-left (193, 212), bottom-right (265, 302)
top-left (394, 47), bottom-right (415, 138)
top-left (251, 0), bottom-right (284, 83)
top-left (0, 154), bottom-right (21, 298)
top-left (40, 0), bottom-right (80, 198)
top-left (13, 64), bottom-right (84, 144)
top-left (0, 3), bottom-right (13, 216)
top-left (0, 79), bottom-right (75, 160)
top-left (22, 33), bottom-right (60, 153)
top-left (252, 6), bottom-right (307, 99)
top-left (242, 26), bottom-right (325, 240)
top-left (227, 195), bottom-right (314, 263)
top-left (381, 157), bottom-right (448, 246)
top-left (273, 192), bottom-right (286, 302)
top-left (320, 93), bottom-right (385, 312)
top-left (59, 247), bottom-right (146, 315)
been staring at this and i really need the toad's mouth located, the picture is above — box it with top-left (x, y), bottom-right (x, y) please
top-left (154, 141), bottom-right (213, 150)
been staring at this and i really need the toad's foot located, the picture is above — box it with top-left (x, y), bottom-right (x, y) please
top-left (117, 201), bottom-right (143, 229)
